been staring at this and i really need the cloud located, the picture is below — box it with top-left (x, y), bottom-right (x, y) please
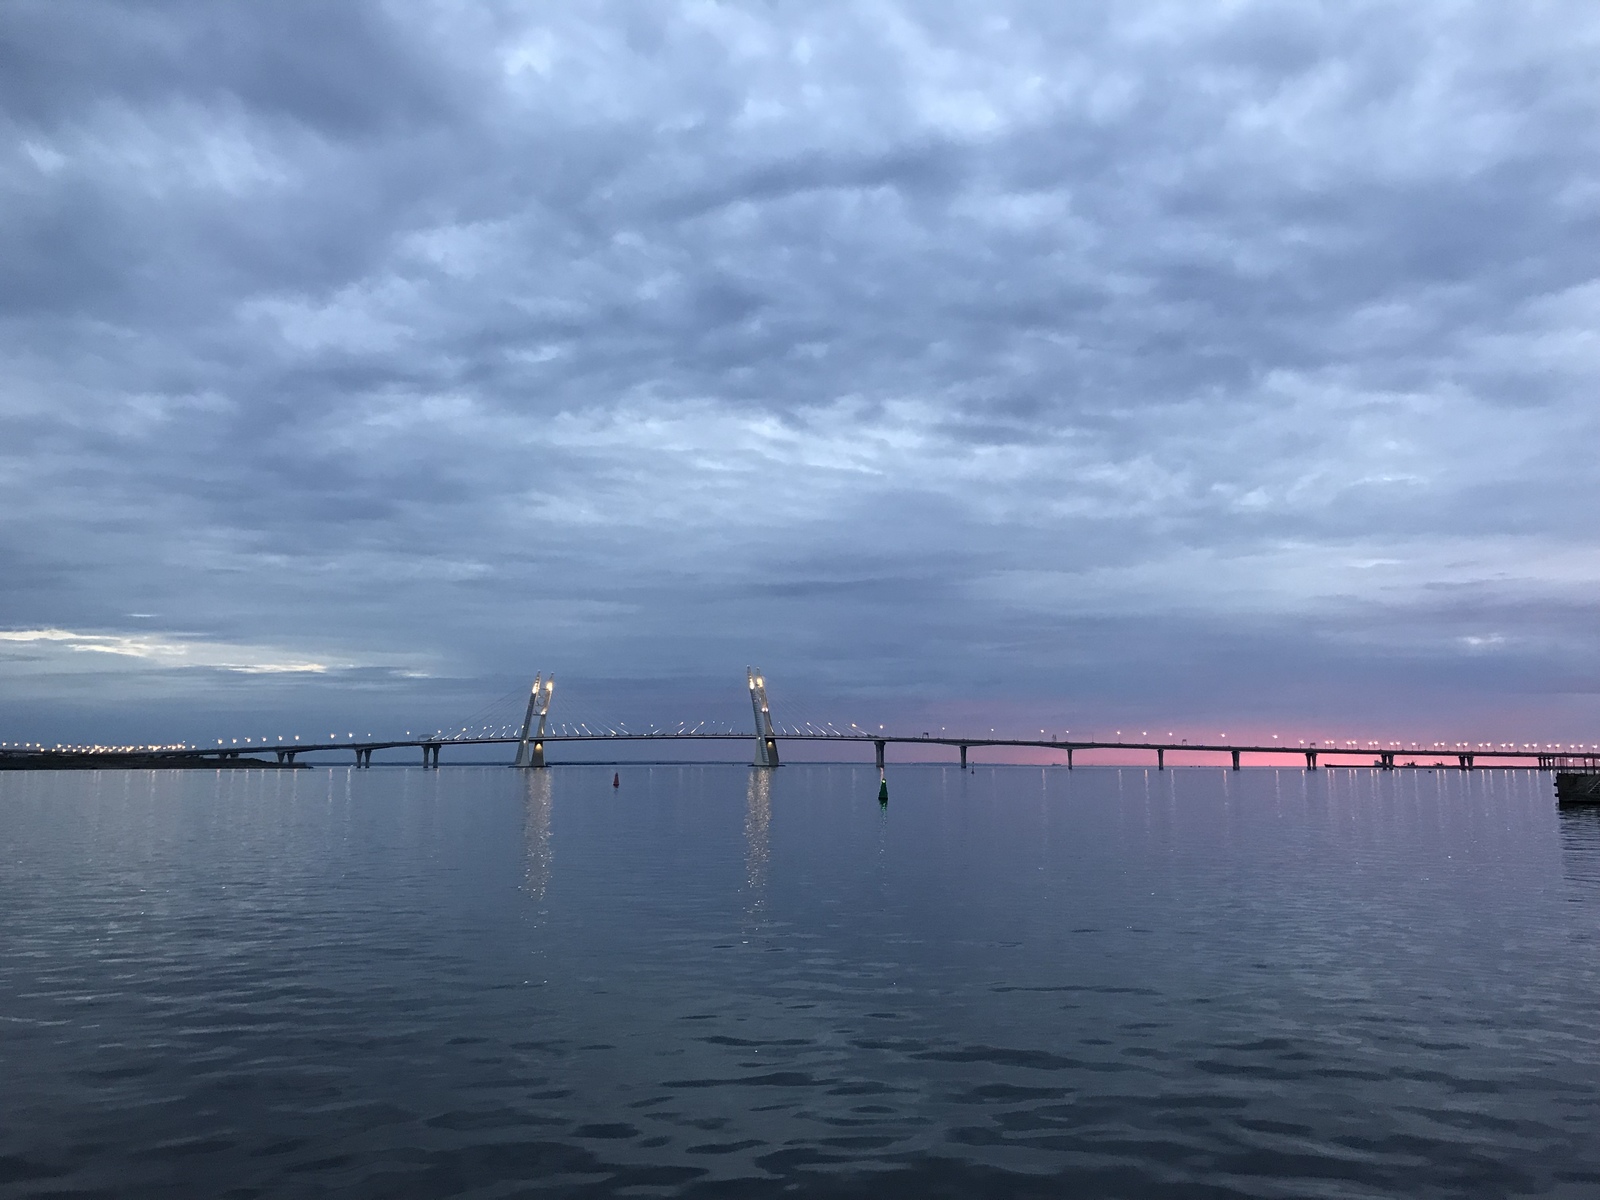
top-left (2, 1), bottom-right (1598, 741)
top-left (0, 628), bottom-right (335, 673)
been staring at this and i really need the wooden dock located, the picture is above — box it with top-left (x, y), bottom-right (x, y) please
top-left (1556, 772), bottom-right (1600, 803)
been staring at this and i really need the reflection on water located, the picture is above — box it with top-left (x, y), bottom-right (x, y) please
top-left (1559, 801), bottom-right (1600, 895)
top-left (3, 765), bottom-right (1600, 1198)
top-left (523, 769), bottom-right (553, 902)
top-left (744, 767), bottom-right (771, 917)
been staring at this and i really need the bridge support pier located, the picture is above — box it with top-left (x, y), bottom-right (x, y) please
top-left (422, 744), bottom-right (441, 768)
top-left (356, 748), bottom-right (372, 768)
top-left (1231, 749), bottom-right (1240, 771)
top-left (1157, 747), bottom-right (1164, 770)
top-left (1305, 750), bottom-right (1317, 770)
top-left (1459, 754), bottom-right (1474, 770)
top-left (1380, 752), bottom-right (1395, 770)
top-left (959, 744), bottom-right (967, 769)
top-left (875, 740), bottom-right (886, 771)
top-left (1066, 747), bottom-right (1073, 769)
top-left (515, 674), bottom-right (554, 768)
top-left (748, 668), bottom-right (780, 767)
top-left (275, 749), bottom-right (296, 765)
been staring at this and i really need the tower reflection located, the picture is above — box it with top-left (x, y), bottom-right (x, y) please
top-left (523, 770), bottom-right (553, 902)
top-left (744, 768), bottom-right (771, 917)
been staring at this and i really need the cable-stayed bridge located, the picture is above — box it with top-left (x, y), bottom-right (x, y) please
top-left (2, 668), bottom-right (1596, 773)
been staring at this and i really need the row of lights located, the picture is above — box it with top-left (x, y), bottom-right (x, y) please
top-left (834, 729), bottom-right (1600, 753)
top-left (1, 742), bottom-right (192, 752)
top-left (212, 733), bottom-right (379, 745)
top-left (10, 726), bottom-right (1596, 754)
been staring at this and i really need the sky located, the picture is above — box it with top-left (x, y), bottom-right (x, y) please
top-left (3, 1), bottom-right (1599, 754)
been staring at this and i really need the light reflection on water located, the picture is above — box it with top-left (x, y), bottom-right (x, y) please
top-left (744, 767), bottom-right (771, 916)
top-left (1, 764), bottom-right (1598, 1198)
top-left (523, 769), bottom-right (553, 904)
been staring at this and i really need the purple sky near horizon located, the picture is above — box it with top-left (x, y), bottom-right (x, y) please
top-left (3, 2), bottom-right (1599, 752)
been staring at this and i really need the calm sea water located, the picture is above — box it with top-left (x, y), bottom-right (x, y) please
top-left (2, 765), bottom-right (1598, 1198)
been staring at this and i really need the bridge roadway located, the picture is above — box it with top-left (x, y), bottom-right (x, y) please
top-left (111, 732), bottom-right (1599, 772)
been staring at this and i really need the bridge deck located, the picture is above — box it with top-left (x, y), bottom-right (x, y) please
top-left (4, 731), bottom-right (1592, 772)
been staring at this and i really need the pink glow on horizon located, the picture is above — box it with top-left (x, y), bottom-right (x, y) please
top-left (797, 717), bottom-right (1600, 768)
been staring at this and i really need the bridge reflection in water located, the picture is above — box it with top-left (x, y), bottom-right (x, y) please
top-left (745, 768), bottom-right (771, 921)
top-left (523, 771), bottom-right (553, 904)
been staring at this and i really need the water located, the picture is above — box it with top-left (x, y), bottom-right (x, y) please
top-left (2, 765), bottom-right (1599, 1198)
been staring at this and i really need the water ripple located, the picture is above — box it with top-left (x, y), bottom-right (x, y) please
top-left (1, 765), bottom-right (1597, 1197)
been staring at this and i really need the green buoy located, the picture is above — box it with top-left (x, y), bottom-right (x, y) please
top-left (878, 773), bottom-right (888, 804)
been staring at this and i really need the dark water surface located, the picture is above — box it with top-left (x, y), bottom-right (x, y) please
top-left (3, 765), bottom-right (1599, 1198)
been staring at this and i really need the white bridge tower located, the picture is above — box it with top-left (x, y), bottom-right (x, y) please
top-left (514, 673), bottom-right (555, 768)
top-left (748, 667), bottom-right (780, 767)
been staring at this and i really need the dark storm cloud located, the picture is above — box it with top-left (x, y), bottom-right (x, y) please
top-left (3, 1), bottom-right (1599, 743)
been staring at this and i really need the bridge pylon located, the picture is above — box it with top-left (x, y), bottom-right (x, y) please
top-left (748, 667), bottom-right (780, 768)
top-left (514, 673), bottom-right (555, 768)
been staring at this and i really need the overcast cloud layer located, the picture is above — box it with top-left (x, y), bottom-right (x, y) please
top-left (3, 1), bottom-right (1599, 747)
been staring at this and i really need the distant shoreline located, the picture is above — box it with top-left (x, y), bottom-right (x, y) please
top-left (0, 754), bottom-right (303, 771)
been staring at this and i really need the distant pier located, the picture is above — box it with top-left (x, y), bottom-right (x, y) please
top-left (1556, 771), bottom-right (1600, 803)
